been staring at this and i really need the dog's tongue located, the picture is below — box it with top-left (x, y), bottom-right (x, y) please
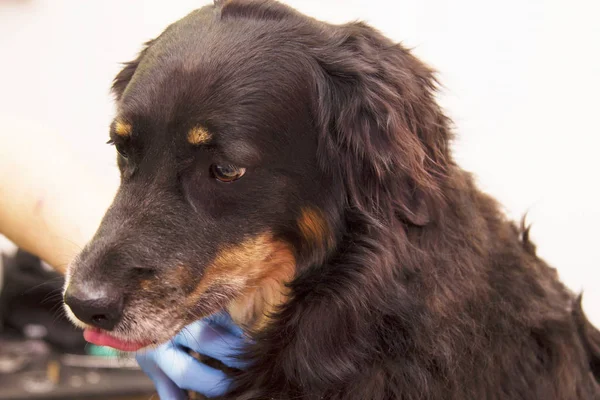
top-left (83, 328), bottom-right (151, 352)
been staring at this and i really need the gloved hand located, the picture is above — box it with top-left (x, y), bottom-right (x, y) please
top-left (136, 312), bottom-right (246, 399)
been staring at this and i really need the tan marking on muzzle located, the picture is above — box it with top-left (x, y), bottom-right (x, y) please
top-left (174, 264), bottom-right (193, 284)
top-left (114, 120), bottom-right (133, 137)
top-left (140, 279), bottom-right (152, 292)
top-left (187, 233), bottom-right (296, 330)
top-left (187, 126), bottom-right (212, 145)
top-left (140, 264), bottom-right (192, 294)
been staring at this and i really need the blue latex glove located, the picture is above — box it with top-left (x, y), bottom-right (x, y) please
top-left (136, 312), bottom-right (246, 399)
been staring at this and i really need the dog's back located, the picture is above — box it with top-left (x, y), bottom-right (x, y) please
top-left (574, 297), bottom-right (600, 395)
top-left (227, 173), bottom-right (600, 400)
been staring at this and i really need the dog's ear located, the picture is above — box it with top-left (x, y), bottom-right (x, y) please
top-left (314, 23), bottom-right (452, 226)
top-left (111, 40), bottom-right (155, 101)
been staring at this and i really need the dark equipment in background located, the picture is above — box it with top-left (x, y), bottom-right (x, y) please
top-left (0, 249), bottom-right (155, 399)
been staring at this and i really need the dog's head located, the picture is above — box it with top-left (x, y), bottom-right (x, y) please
top-left (63, 0), bottom-right (450, 350)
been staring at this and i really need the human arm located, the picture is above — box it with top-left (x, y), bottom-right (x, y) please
top-left (0, 115), bottom-right (117, 272)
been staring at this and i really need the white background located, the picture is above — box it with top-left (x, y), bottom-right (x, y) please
top-left (0, 0), bottom-right (598, 324)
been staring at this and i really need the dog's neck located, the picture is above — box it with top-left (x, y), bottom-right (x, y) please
top-left (226, 250), bottom-right (296, 331)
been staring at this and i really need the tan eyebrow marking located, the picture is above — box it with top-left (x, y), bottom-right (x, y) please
top-left (187, 126), bottom-right (213, 145)
top-left (114, 120), bottom-right (133, 137)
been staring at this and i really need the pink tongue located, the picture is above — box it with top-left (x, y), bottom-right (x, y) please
top-left (84, 328), bottom-right (151, 352)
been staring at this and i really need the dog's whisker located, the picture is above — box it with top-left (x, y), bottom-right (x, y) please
top-left (21, 277), bottom-right (65, 296)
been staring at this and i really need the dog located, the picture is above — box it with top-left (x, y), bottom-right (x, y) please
top-left (63, 1), bottom-right (600, 398)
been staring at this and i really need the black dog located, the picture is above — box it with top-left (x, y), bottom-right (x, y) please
top-left (64, 1), bottom-right (600, 398)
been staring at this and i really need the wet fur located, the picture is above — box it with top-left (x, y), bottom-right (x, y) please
top-left (71, 1), bottom-right (600, 399)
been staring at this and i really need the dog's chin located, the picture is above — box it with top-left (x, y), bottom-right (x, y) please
top-left (64, 303), bottom-right (190, 352)
top-left (79, 322), bottom-right (188, 353)
top-left (83, 327), bottom-right (157, 352)
top-left (86, 318), bottom-right (192, 352)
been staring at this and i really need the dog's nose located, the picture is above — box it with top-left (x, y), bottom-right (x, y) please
top-left (64, 283), bottom-right (123, 331)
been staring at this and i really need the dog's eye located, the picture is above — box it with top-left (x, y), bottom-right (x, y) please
top-left (107, 139), bottom-right (128, 160)
top-left (115, 143), bottom-right (128, 159)
top-left (210, 164), bottom-right (246, 183)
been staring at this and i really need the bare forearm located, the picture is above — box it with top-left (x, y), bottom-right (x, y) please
top-left (0, 116), bottom-right (116, 273)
